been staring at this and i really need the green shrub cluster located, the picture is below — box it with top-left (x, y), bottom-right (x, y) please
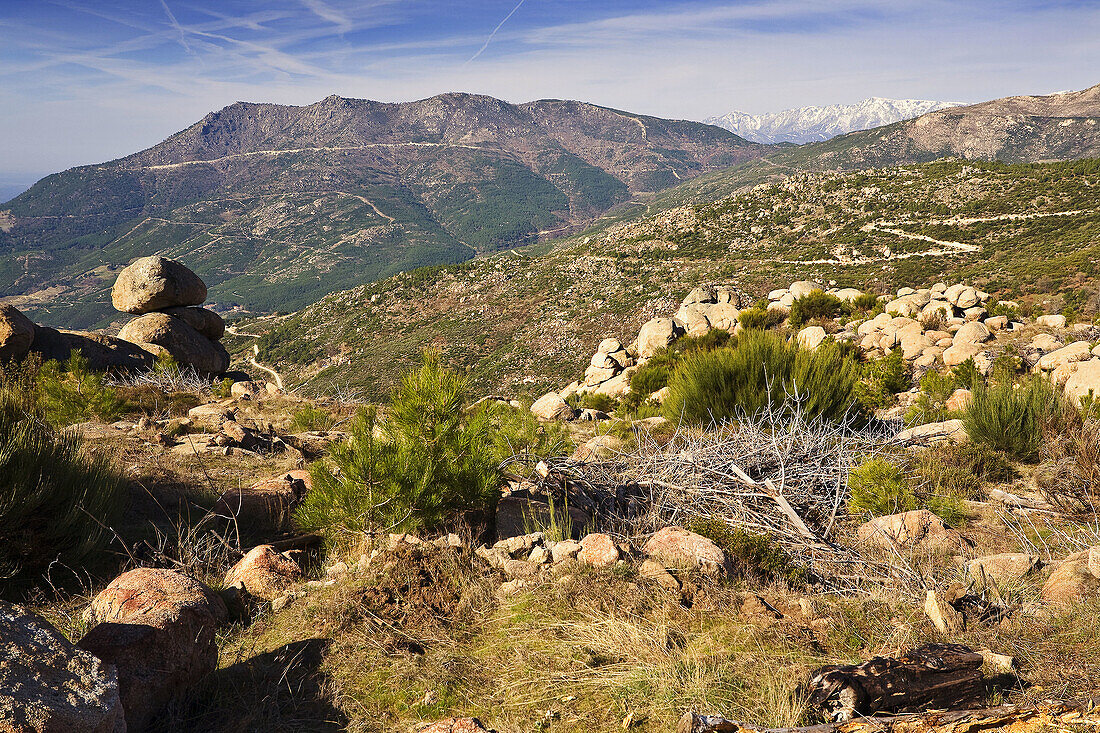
top-left (1, 351), bottom-right (126, 427)
top-left (662, 330), bottom-right (864, 427)
top-left (289, 403), bottom-right (335, 433)
top-left (736, 307), bottom-right (786, 330)
top-left (851, 292), bottom-right (881, 312)
top-left (686, 517), bottom-right (807, 586)
top-left (963, 375), bottom-right (1074, 461)
top-left (788, 290), bottom-right (851, 328)
top-left (848, 458), bottom-right (916, 517)
top-left (854, 349), bottom-right (910, 411)
top-left (0, 390), bottom-right (126, 586)
top-left (296, 352), bottom-right (537, 536)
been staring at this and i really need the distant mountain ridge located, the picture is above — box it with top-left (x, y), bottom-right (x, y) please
top-left (705, 97), bottom-right (963, 143)
top-left (0, 93), bottom-right (764, 327)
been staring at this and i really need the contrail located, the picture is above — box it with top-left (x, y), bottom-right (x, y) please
top-left (159, 0), bottom-right (195, 56)
top-left (466, 0), bottom-right (527, 64)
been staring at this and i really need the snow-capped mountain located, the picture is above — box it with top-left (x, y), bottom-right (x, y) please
top-left (705, 97), bottom-right (964, 144)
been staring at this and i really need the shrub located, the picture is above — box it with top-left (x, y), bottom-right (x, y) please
top-left (295, 353), bottom-right (500, 536)
top-left (575, 391), bottom-right (617, 414)
top-left (0, 390), bottom-right (126, 585)
top-left (686, 517), bottom-right (808, 586)
top-left (788, 290), bottom-right (850, 328)
top-left (625, 348), bottom-right (680, 410)
top-left (674, 329), bottom-right (733, 353)
top-left (736, 307), bottom-right (785, 331)
top-left (851, 292), bottom-right (881, 312)
top-left (963, 376), bottom-right (1075, 461)
top-left (847, 457), bottom-right (916, 517)
top-left (662, 330), bottom-right (864, 427)
top-left (855, 349), bottom-right (910, 411)
top-left (289, 403), bottom-right (335, 433)
top-left (911, 442), bottom-right (1014, 499)
top-left (36, 352), bottom-right (127, 426)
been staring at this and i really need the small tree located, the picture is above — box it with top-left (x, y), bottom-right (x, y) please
top-left (295, 352), bottom-right (501, 535)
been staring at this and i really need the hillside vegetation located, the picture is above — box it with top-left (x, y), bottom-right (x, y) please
top-left (243, 158), bottom-right (1100, 401)
top-left (0, 94), bottom-right (762, 328)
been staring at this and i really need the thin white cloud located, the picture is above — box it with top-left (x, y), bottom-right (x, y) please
top-left (158, 0), bottom-right (196, 56)
top-left (300, 0), bottom-right (352, 33)
top-left (467, 0), bottom-right (528, 63)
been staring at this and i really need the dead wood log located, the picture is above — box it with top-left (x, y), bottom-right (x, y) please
top-left (677, 701), bottom-right (1099, 733)
top-left (805, 644), bottom-right (986, 722)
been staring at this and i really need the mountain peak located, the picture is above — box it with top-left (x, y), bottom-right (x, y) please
top-left (705, 97), bottom-right (963, 144)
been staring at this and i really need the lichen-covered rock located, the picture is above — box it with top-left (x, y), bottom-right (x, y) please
top-left (530, 392), bottom-right (576, 421)
top-left (78, 568), bottom-right (226, 731)
top-left (643, 526), bottom-right (727, 575)
top-left (111, 256), bottom-right (207, 314)
top-left (224, 545), bottom-right (303, 600)
top-left (118, 313), bottom-right (229, 374)
top-left (637, 317), bottom-right (682, 358)
top-left (0, 601), bottom-right (125, 733)
top-left (0, 304), bottom-right (35, 361)
top-left (856, 510), bottom-right (968, 553)
top-left (578, 533), bottom-right (620, 567)
top-left (1041, 550), bottom-right (1100, 606)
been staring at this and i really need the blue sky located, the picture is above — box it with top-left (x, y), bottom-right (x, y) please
top-left (1, 0), bottom-right (1099, 193)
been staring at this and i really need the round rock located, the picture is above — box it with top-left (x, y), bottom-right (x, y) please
top-left (118, 313), bottom-right (229, 374)
top-left (111, 256), bottom-right (207, 314)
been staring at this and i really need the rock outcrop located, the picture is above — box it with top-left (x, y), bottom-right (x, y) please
top-left (1, 601), bottom-right (126, 733)
top-left (78, 568), bottom-right (227, 731)
top-left (111, 257), bottom-right (228, 374)
top-left (0, 303), bottom-right (35, 361)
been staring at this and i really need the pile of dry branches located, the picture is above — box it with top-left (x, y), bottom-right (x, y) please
top-left (543, 408), bottom-right (915, 588)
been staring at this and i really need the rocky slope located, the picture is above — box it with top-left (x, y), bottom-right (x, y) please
top-left (705, 97), bottom-right (961, 144)
top-left (0, 94), bottom-right (764, 328)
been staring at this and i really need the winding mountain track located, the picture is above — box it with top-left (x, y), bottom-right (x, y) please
top-left (135, 142), bottom-right (495, 171)
top-left (782, 208), bottom-right (1092, 265)
top-left (225, 325), bottom-right (284, 390)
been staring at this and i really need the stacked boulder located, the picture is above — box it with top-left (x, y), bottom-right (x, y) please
top-left (767, 280), bottom-right (862, 311)
top-left (113, 256), bottom-right (229, 375)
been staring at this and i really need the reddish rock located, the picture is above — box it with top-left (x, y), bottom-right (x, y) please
top-left (214, 470), bottom-right (311, 528)
top-left (1, 601), bottom-right (125, 733)
top-left (78, 568), bottom-right (226, 731)
top-left (1042, 551), bottom-right (1100, 606)
top-left (643, 526), bottom-right (728, 575)
top-left (224, 545), bottom-right (302, 600)
top-left (856, 510), bottom-right (968, 553)
top-left (578, 533), bottom-right (620, 567)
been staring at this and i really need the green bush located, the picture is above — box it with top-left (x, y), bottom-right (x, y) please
top-left (625, 348), bottom-right (680, 410)
top-left (911, 442), bottom-right (1015, 499)
top-left (662, 330), bottom-right (864, 426)
top-left (686, 517), bottom-right (807, 586)
top-left (847, 457), bottom-right (916, 517)
top-left (674, 329), bottom-right (733, 353)
top-left (963, 376), bottom-right (1073, 461)
top-left (788, 290), bottom-right (850, 328)
top-left (295, 352), bottom-right (501, 536)
top-left (855, 349), bottom-right (910, 411)
top-left (736, 307), bottom-right (785, 330)
top-left (289, 403), bottom-right (335, 433)
top-left (0, 390), bottom-right (126, 585)
top-left (35, 352), bottom-right (127, 427)
top-left (574, 391), bottom-right (617, 414)
top-left (851, 292), bottom-right (881, 312)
